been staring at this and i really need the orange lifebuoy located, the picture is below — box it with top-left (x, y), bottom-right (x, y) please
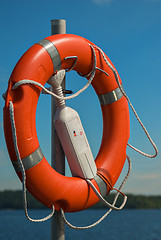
top-left (3, 34), bottom-right (130, 212)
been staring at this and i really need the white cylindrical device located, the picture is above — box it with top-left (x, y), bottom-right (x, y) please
top-left (54, 106), bottom-right (97, 179)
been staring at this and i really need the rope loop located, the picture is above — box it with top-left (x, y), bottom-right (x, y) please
top-left (92, 44), bottom-right (158, 159)
top-left (86, 180), bottom-right (127, 211)
top-left (9, 100), bottom-right (55, 223)
top-left (60, 155), bottom-right (132, 230)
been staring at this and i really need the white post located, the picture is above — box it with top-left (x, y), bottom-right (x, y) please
top-left (51, 19), bottom-right (66, 240)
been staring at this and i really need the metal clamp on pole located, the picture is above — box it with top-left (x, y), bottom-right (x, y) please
top-left (51, 19), bottom-right (66, 240)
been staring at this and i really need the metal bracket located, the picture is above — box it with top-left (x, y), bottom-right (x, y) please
top-left (42, 87), bottom-right (73, 95)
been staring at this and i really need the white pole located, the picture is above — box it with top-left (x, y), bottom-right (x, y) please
top-left (51, 19), bottom-right (66, 240)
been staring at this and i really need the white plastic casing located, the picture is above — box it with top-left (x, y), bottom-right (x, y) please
top-left (54, 106), bottom-right (97, 179)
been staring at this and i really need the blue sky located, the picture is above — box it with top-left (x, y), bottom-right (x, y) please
top-left (0, 0), bottom-right (161, 195)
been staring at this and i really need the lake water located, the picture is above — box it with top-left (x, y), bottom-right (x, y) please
top-left (0, 209), bottom-right (161, 240)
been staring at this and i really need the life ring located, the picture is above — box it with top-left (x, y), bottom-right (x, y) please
top-left (3, 34), bottom-right (130, 212)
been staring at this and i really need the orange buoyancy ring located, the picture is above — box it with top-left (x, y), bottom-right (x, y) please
top-left (3, 34), bottom-right (130, 212)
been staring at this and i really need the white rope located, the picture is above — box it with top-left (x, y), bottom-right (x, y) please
top-left (93, 45), bottom-right (158, 159)
top-left (86, 180), bottom-right (127, 211)
top-left (12, 44), bottom-right (97, 101)
top-left (9, 101), bottom-right (55, 222)
top-left (60, 155), bottom-right (132, 230)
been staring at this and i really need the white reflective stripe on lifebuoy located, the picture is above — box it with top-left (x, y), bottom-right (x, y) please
top-left (94, 174), bottom-right (107, 197)
top-left (98, 85), bottom-right (124, 106)
top-left (12, 146), bottom-right (44, 172)
top-left (37, 39), bottom-right (61, 72)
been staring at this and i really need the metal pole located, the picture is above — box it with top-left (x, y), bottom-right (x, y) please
top-left (51, 19), bottom-right (66, 240)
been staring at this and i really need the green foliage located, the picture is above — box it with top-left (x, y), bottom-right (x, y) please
top-left (125, 194), bottom-right (161, 209)
top-left (0, 190), bottom-right (161, 209)
top-left (0, 190), bottom-right (46, 209)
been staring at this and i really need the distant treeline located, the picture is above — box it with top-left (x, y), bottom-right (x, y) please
top-left (0, 190), bottom-right (161, 209)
